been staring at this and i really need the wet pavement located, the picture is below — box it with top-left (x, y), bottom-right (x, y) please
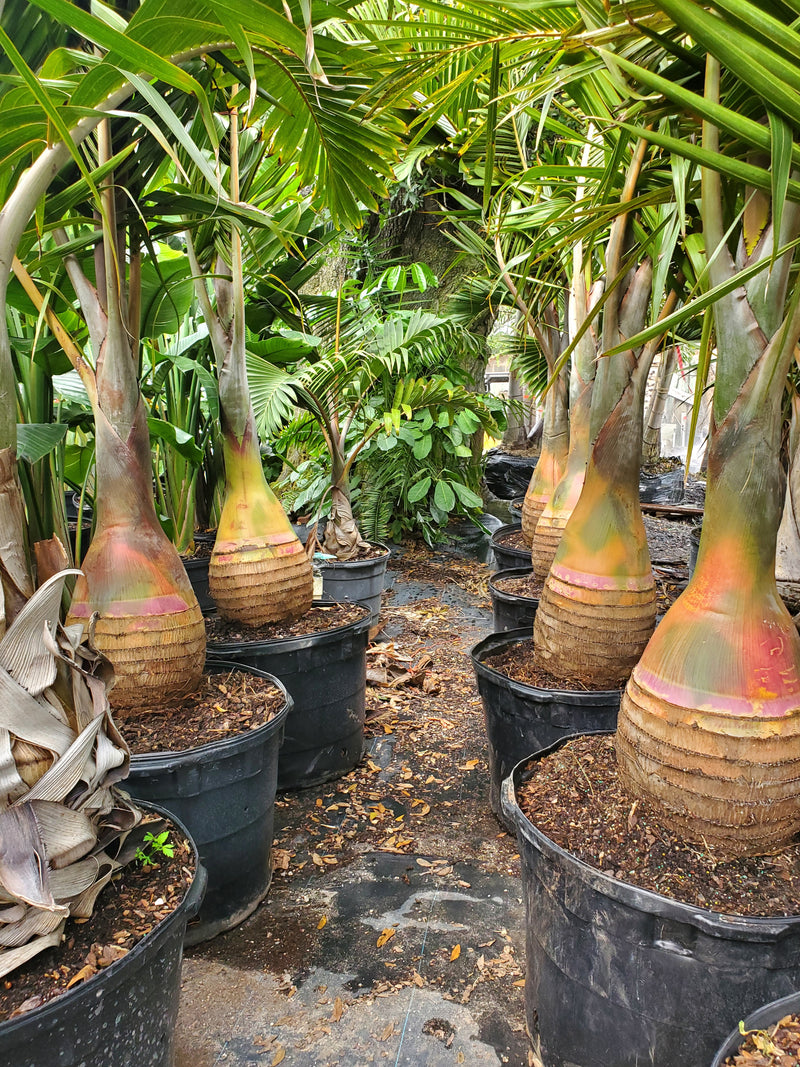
top-left (175, 534), bottom-right (534, 1067)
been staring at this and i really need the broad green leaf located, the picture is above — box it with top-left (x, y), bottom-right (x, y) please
top-left (147, 417), bottom-right (203, 463)
top-left (413, 435), bottom-right (433, 459)
top-left (407, 476), bottom-right (432, 503)
top-left (451, 481), bottom-right (483, 509)
top-left (433, 480), bottom-right (456, 511)
top-left (16, 423), bottom-right (68, 464)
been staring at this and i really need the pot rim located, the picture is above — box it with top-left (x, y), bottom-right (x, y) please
top-left (207, 604), bottom-right (371, 656)
top-left (502, 734), bottom-right (800, 939)
top-left (471, 629), bottom-right (622, 701)
top-left (711, 989), bottom-right (800, 1066)
top-left (488, 567), bottom-right (537, 602)
top-left (128, 662), bottom-right (292, 766)
top-left (318, 543), bottom-right (391, 569)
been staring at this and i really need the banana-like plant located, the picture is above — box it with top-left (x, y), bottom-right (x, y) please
top-left (0, 570), bottom-right (140, 979)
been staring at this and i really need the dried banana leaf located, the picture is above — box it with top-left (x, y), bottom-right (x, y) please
top-left (0, 570), bottom-right (142, 980)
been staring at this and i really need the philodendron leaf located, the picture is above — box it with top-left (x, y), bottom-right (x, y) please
top-left (15, 423), bottom-right (68, 464)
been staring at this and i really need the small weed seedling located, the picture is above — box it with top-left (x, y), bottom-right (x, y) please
top-left (136, 830), bottom-right (175, 866)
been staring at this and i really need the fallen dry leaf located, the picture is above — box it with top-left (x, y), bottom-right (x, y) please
top-left (317, 915), bottom-right (327, 930)
top-left (272, 849), bottom-right (291, 871)
top-left (377, 927), bottom-right (396, 948)
top-left (332, 996), bottom-right (344, 1022)
top-left (271, 1048), bottom-right (286, 1066)
top-left (450, 944), bottom-right (461, 961)
top-left (379, 1022), bottom-right (396, 1041)
top-left (66, 964), bottom-right (96, 989)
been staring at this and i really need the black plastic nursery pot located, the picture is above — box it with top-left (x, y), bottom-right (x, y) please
top-left (319, 543), bottom-right (390, 624)
top-left (502, 740), bottom-right (800, 1067)
top-left (490, 523), bottom-right (531, 571)
top-left (182, 553), bottom-right (214, 613)
top-left (489, 567), bottom-right (539, 632)
top-left (208, 609), bottom-right (371, 791)
top-left (125, 660), bottom-right (291, 945)
top-left (0, 804), bottom-right (206, 1067)
top-left (711, 989), bottom-right (800, 1066)
top-left (471, 630), bottom-right (619, 828)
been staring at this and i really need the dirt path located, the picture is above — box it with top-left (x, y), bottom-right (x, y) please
top-left (177, 541), bottom-right (532, 1067)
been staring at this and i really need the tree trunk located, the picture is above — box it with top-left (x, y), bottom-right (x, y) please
top-left (642, 345), bottom-right (678, 465)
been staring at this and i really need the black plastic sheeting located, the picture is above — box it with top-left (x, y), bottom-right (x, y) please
top-left (484, 449), bottom-right (537, 499)
top-left (639, 467), bottom-right (685, 503)
top-left (639, 467), bottom-right (707, 507)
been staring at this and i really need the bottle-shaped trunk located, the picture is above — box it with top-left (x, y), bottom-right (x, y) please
top-left (67, 402), bottom-right (206, 709)
top-left (617, 392), bottom-right (800, 855)
top-left (534, 374), bottom-right (655, 688)
top-left (210, 419), bottom-right (312, 626)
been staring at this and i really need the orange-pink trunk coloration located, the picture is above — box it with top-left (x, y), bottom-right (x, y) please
top-left (534, 376), bottom-right (656, 688)
top-left (521, 373), bottom-right (568, 546)
top-left (67, 400), bottom-right (205, 709)
top-left (618, 395), bottom-right (800, 855)
top-left (532, 376), bottom-right (593, 579)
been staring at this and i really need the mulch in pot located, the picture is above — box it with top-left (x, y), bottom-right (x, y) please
top-left (723, 1014), bottom-right (800, 1064)
top-left (492, 573), bottom-right (544, 599)
top-left (117, 669), bottom-right (286, 755)
top-left (517, 733), bottom-right (800, 917)
top-left (484, 638), bottom-right (605, 692)
top-left (204, 601), bottom-right (368, 644)
top-left (0, 814), bottom-right (195, 1023)
top-left (494, 527), bottom-right (528, 551)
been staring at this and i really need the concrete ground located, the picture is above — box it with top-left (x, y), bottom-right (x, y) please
top-left (174, 530), bottom-right (535, 1067)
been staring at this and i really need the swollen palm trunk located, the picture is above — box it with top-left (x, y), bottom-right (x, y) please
top-left (534, 383), bottom-right (656, 688)
top-left (532, 376), bottom-right (594, 579)
top-left (67, 406), bottom-right (206, 709)
top-left (521, 377), bottom-right (569, 545)
top-left (209, 426), bottom-right (312, 625)
top-left (617, 405), bottom-right (800, 856)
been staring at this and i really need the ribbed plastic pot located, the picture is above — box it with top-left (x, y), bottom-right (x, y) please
top-left (509, 497), bottom-right (524, 525)
top-left (182, 554), bottom-right (214, 613)
top-left (471, 630), bottom-right (619, 829)
top-left (501, 740), bottom-right (800, 1067)
top-left (0, 803), bottom-right (206, 1067)
top-left (490, 523), bottom-right (531, 571)
top-left (319, 544), bottom-right (390, 624)
top-left (125, 660), bottom-right (290, 944)
top-left (711, 989), bottom-right (800, 1066)
top-left (208, 610), bottom-right (370, 791)
top-left (489, 567), bottom-right (539, 632)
